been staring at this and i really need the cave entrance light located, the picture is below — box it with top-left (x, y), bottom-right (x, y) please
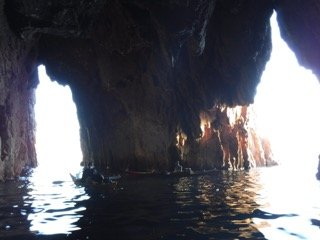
top-left (253, 12), bottom-right (320, 172)
top-left (34, 65), bottom-right (83, 181)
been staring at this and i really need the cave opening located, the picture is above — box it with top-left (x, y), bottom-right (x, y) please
top-left (253, 12), bottom-right (320, 173)
top-left (34, 65), bottom-right (83, 181)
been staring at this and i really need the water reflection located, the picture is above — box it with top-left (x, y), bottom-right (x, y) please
top-left (254, 166), bottom-right (320, 240)
top-left (25, 168), bottom-right (89, 235)
top-left (171, 172), bottom-right (265, 239)
top-left (0, 167), bottom-right (319, 239)
top-left (0, 181), bottom-right (31, 239)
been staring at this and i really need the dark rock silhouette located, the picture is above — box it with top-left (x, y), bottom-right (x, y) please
top-left (0, 0), bottom-right (319, 179)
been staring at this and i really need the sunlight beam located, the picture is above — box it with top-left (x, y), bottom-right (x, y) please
top-left (253, 12), bottom-right (320, 170)
top-left (34, 65), bottom-right (82, 180)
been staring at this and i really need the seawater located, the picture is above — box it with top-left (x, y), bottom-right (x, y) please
top-left (0, 166), bottom-right (319, 240)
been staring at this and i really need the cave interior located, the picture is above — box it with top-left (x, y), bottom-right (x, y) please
top-left (0, 0), bottom-right (320, 181)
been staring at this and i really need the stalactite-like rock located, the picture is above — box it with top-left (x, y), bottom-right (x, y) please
top-left (0, 0), bottom-right (319, 179)
top-left (180, 105), bottom-right (276, 171)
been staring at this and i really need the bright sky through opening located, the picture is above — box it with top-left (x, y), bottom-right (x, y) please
top-left (33, 12), bottom-right (320, 177)
top-left (253, 12), bottom-right (320, 170)
top-left (35, 65), bottom-right (82, 180)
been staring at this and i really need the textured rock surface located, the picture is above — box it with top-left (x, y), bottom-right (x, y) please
top-left (0, 0), bottom-right (37, 181)
top-left (275, 0), bottom-right (320, 78)
top-left (0, 0), bottom-right (319, 179)
top-left (178, 105), bottom-right (276, 171)
top-left (37, 0), bottom-right (274, 174)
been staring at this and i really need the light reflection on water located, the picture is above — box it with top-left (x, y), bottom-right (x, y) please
top-left (171, 172), bottom-right (265, 239)
top-left (25, 167), bottom-right (89, 235)
top-left (0, 166), bottom-right (319, 240)
top-left (254, 166), bottom-right (320, 240)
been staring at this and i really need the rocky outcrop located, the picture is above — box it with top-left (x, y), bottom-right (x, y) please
top-left (36, 0), bottom-right (274, 174)
top-left (275, 0), bottom-right (320, 78)
top-left (177, 105), bottom-right (276, 171)
top-left (0, 0), bottom-right (319, 179)
top-left (0, 0), bottom-right (37, 181)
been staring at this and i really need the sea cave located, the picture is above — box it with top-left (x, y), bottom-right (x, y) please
top-left (0, 1), bottom-right (320, 239)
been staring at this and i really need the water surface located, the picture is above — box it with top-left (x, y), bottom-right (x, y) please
top-left (0, 166), bottom-right (319, 240)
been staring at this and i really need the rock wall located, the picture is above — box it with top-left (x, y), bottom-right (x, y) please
top-left (0, 0), bottom-right (319, 179)
top-left (37, 0), bottom-right (274, 174)
top-left (0, 0), bottom-right (37, 181)
top-left (275, 0), bottom-right (320, 78)
top-left (177, 105), bottom-right (276, 171)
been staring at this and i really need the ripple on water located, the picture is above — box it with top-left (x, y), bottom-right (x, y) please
top-left (24, 178), bottom-right (89, 235)
top-left (0, 167), bottom-right (319, 239)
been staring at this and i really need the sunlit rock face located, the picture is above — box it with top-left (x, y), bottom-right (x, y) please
top-left (0, 0), bottom-right (320, 178)
top-left (179, 105), bottom-right (276, 170)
